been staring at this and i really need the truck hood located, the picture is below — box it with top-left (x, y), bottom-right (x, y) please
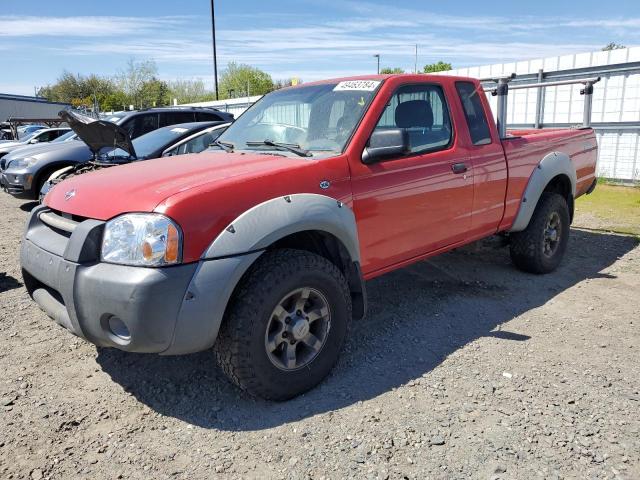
top-left (59, 110), bottom-right (136, 157)
top-left (45, 151), bottom-right (311, 220)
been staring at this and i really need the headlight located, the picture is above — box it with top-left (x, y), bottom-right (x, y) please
top-left (101, 213), bottom-right (182, 267)
top-left (8, 158), bottom-right (37, 169)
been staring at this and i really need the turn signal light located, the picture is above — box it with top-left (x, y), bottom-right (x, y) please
top-left (165, 223), bottom-right (180, 263)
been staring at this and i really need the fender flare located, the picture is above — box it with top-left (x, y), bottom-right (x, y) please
top-left (203, 193), bottom-right (361, 262)
top-left (164, 194), bottom-right (364, 354)
top-left (509, 152), bottom-right (576, 232)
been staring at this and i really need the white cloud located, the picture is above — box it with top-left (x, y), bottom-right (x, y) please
top-left (0, 15), bottom-right (188, 37)
top-left (3, 8), bottom-right (640, 89)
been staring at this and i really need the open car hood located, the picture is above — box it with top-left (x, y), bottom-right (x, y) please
top-left (59, 110), bottom-right (136, 158)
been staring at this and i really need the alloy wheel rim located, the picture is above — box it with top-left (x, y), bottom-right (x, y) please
top-left (543, 211), bottom-right (561, 257)
top-left (264, 287), bottom-right (331, 371)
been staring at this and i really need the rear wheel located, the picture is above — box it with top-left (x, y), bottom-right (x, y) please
top-left (214, 249), bottom-right (351, 400)
top-left (510, 192), bottom-right (570, 274)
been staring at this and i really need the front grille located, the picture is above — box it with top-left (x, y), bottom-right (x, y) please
top-left (26, 207), bottom-right (104, 262)
top-left (39, 210), bottom-right (79, 234)
top-left (48, 208), bottom-right (90, 224)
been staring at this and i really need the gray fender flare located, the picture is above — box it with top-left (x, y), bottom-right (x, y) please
top-left (203, 193), bottom-right (361, 262)
top-left (164, 194), bottom-right (363, 355)
top-left (509, 152), bottom-right (576, 232)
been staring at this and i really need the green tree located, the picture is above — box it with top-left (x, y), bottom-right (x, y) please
top-left (138, 78), bottom-right (171, 108)
top-left (102, 91), bottom-right (130, 112)
top-left (602, 43), bottom-right (626, 51)
top-left (168, 79), bottom-right (216, 104)
top-left (380, 67), bottom-right (405, 74)
top-left (423, 61), bottom-right (452, 73)
top-left (38, 71), bottom-right (117, 112)
top-left (116, 59), bottom-right (159, 108)
top-left (218, 62), bottom-right (274, 100)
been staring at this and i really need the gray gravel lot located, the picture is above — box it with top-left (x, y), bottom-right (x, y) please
top-left (0, 192), bottom-right (639, 480)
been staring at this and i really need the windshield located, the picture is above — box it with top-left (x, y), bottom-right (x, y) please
top-left (217, 80), bottom-right (380, 155)
top-left (20, 130), bottom-right (44, 143)
top-left (133, 125), bottom-right (194, 158)
top-left (105, 125), bottom-right (194, 160)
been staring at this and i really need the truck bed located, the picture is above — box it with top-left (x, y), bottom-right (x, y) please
top-left (499, 128), bottom-right (598, 231)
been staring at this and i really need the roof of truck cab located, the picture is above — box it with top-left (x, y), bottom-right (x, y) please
top-left (288, 73), bottom-right (479, 89)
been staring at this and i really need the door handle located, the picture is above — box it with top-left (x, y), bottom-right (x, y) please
top-left (451, 162), bottom-right (468, 174)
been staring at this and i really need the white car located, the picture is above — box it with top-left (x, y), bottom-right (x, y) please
top-left (0, 127), bottom-right (71, 159)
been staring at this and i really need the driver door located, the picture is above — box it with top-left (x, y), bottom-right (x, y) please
top-left (350, 82), bottom-right (474, 275)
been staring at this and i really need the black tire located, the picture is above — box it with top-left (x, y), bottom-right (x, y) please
top-left (214, 249), bottom-right (351, 401)
top-left (510, 192), bottom-right (570, 274)
top-left (33, 166), bottom-right (61, 200)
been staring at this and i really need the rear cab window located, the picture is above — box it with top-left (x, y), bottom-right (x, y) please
top-left (455, 81), bottom-right (492, 146)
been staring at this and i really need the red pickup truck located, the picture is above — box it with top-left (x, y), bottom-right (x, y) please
top-left (21, 74), bottom-right (597, 400)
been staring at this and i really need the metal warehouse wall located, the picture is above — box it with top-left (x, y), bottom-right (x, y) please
top-left (440, 47), bottom-right (640, 182)
top-left (181, 95), bottom-right (263, 118)
top-left (0, 95), bottom-right (70, 123)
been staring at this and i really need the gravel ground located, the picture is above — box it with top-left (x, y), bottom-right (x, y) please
top-left (0, 192), bottom-right (639, 480)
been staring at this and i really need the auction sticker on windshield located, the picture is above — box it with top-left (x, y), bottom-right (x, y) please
top-left (333, 80), bottom-right (380, 92)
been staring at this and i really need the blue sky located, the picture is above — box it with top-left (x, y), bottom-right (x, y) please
top-left (1, 0), bottom-right (639, 95)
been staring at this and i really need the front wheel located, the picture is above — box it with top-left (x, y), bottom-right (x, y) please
top-left (214, 249), bottom-right (351, 400)
top-left (510, 192), bottom-right (571, 274)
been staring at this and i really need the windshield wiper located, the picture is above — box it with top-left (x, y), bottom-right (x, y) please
top-left (246, 140), bottom-right (312, 157)
top-left (212, 140), bottom-right (235, 153)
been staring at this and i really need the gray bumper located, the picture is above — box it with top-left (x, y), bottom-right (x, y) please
top-left (2, 169), bottom-right (34, 197)
top-left (20, 206), bottom-right (262, 355)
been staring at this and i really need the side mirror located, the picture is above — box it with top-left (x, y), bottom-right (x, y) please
top-left (29, 138), bottom-right (40, 144)
top-left (362, 128), bottom-right (409, 164)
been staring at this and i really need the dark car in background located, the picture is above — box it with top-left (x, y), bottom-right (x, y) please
top-left (0, 107), bottom-right (233, 199)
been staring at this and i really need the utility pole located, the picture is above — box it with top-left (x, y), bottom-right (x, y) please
top-left (210, 0), bottom-right (219, 100)
top-left (373, 54), bottom-right (380, 74)
top-left (414, 44), bottom-right (418, 73)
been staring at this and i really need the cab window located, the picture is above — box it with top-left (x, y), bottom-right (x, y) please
top-left (374, 84), bottom-right (452, 154)
top-left (455, 81), bottom-right (492, 146)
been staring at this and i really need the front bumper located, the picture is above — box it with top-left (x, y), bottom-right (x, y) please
top-left (2, 168), bottom-right (35, 198)
top-left (21, 205), bottom-right (262, 355)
